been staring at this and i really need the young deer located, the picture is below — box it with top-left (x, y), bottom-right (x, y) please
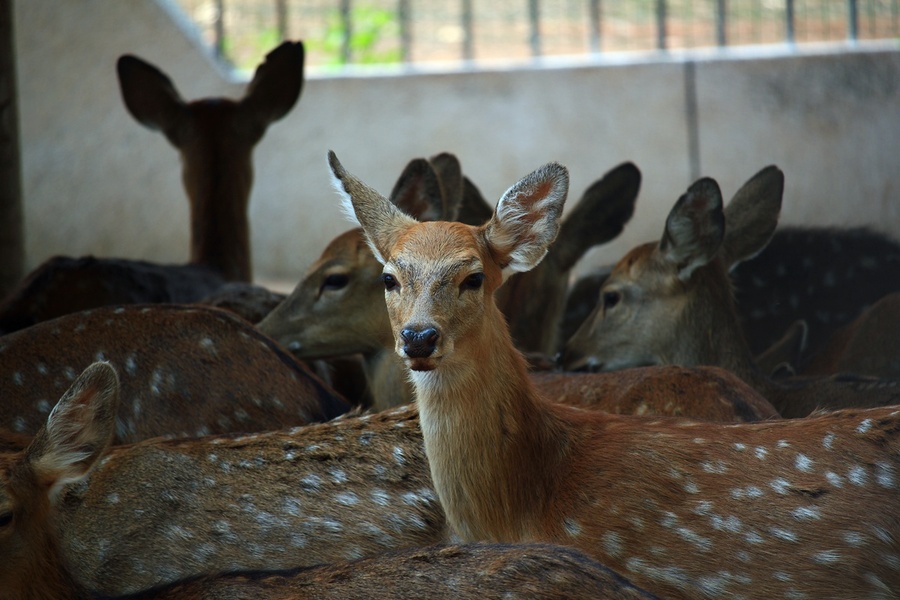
top-left (331, 150), bottom-right (900, 598)
top-left (0, 41), bottom-right (305, 334)
top-left (0, 304), bottom-right (348, 444)
top-left (561, 167), bottom-right (900, 418)
top-left (1, 362), bottom-right (658, 600)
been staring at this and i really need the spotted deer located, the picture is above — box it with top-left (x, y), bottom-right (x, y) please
top-left (732, 226), bottom-right (900, 357)
top-left (0, 304), bottom-right (348, 444)
top-left (331, 150), bottom-right (900, 598)
top-left (260, 156), bottom-right (640, 408)
top-left (561, 166), bottom-right (900, 418)
top-left (0, 41), bottom-right (305, 334)
top-left (1, 362), bottom-right (658, 600)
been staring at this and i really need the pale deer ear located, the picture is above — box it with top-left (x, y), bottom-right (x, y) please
top-left (389, 158), bottom-right (445, 222)
top-left (720, 165), bottom-right (784, 270)
top-left (483, 162), bottom-right (569, 279)
top-left (659, 177), bottom-right (725, 281)
top-left (328, 151), bottom-right (418, 265)
top-left (27, 362), bottom-right (119, 501)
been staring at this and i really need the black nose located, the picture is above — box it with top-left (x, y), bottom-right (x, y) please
top-left (400, 327), bottom-right (440, 358)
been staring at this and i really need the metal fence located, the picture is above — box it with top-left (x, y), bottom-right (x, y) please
top-left (174, 0), bottom-right (900, 71)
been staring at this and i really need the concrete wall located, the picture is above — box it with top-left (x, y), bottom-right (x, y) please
top-left (14, 0), bottom-right (900, 289)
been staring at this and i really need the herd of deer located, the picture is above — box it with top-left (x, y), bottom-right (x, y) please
top-left (1, 40), bottom-right (898, 599)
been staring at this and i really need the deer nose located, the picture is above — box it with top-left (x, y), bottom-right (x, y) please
top-left (400, 327), bottom-right (440, 358)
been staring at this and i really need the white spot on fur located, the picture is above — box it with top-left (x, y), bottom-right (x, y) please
top-left (777, 440), bottom-right (790, 448)
top-left (563, 518), bottom-right (582, 537)
top-left (791, 506), bottom-right (821, 521)
top-left (848, 465), bottom-right (867, 486)
top-left (795, 454), bottom-right (813, 473)
top-left (602, 531), bottom-right (624, 557)
top-left (335, 492), bottom-right (359, 506)
top-left (12, 416), bottom-right (26, 432)
top-left (812, 550), bottom-right (840, 564)
top-left (35, 399), bottom-right (51, 414)
top-left (826, 471), bottom-right (844, 488)
top-left (754, 447), bottom-right (768, 460)
top-left (12, 371), bottom-right (23, 386)
top-left (701, 460), bottom-right (728, 474)
top-left (769, 478), bottom-right (791, 495)
top-left (875, 462), bottom-right (895, 488)
top-left (769, 527), bottom-right (798, 542)
top-left (843, 532), bottom-right (865, 546)
top-left (822, 432), bottom-right (836, 449)
top-left (393, 446), bottom-right (406, 465)
top-left (857, 419), bottom-right (873, 434)
top-left (733, 443), bottom-right (746, 452)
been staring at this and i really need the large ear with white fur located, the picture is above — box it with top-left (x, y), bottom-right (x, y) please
top-left (720, 165), bottom-right (783, 270)
top-left (25, 362), bottom-right (119, 501)
top-left (328, 151), bottom-right (418, 264)
top-left (483, 162), bottom-right (569, 279)
top-left (659, 177), bottom-right (725, 281)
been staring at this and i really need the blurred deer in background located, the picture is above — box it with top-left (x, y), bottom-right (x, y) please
top-left (561, 166), bottom-right (900, 418)
top-left (0, 41), bottom-right (305, 334)
top-left (0, 304), bottom-right (348, 444)
top-left (332, 150), bottom-right (900, 598)
top-left (1, 362), bottom-right (658, 600)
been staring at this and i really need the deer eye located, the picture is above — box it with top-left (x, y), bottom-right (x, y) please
top-left (321, 273), bottom-right (349, 292)
top-left (602, 290), bottom-right (621, 310)
top-left (461, 273), bottom-right (485, 292)
top-left (382, 274), bottom-right (399, 292)
top-left (0, 511), bottom-right (12, 528)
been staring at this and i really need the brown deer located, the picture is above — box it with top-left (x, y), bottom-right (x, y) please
top-left (330, 150), bottom-right (900, 598)
top-left (0, 41), bottom-right (305, 334)
top-left (561, 166), bottom-right (900, 418)
top-left (260, 155), bottom-right (640, 407)
top-left (0, 304), bottom-right (348, 444)
top-left (0, 362), bottom-right (658, 600)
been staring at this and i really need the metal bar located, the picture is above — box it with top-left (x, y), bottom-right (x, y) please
top-left (848, 0), bottom-right (859, 41)
top-left (461, 0), bottom-right (474, 61)
top-left (529, 0), bottom-right (541, 57)
top-left (588, 0), bottom-right (602, 53)
top-left (785, 0), bottom-right (795, 44)
top-left (214, 0), bottom-right (226, 59)
top-left (656, 0), bottom-right (667, 50)
top-left (716, 0), bottom-right (727, 46)
top-left (276, 0), bottom-right (288, 41)
top-left (340, 0), bottom-right (352, 64)
top-left (398, 0), bottom-right (411, 62)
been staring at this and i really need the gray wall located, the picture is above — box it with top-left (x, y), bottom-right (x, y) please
top-left (14, 1), bottom-right (900, 289)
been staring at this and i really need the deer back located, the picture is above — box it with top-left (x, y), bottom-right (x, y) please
top-left (0, 304), bottom-right (348, 444)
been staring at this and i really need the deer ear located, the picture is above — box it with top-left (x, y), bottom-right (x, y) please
top-left (659, 177), bottom-right (725, 281)
top-left (483, 162), bottom-right (569, 279)
top-left (428, 153), bottom-right (464, 221)
top-left (389, 158), bottom-right (445, 222)
top-left (720, 165), bottom-right (784, 270)
top-left (554, 161), bottom-right (640, 272)
top-left (456, 176), bottom-right (495, 226)
top-left (27, 362), bottom-right (119, 501)
top-left (240, 40), bottom-right (305, 132)
top-left (328, 151), bottom-right (417, 265)
top-left (116, 54), bottom-right (188, 146)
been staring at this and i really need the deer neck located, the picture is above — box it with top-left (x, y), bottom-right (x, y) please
top-left (184, 149), bottom-right (253, 282)
top-left (408, 301), bottom-right (570, 542)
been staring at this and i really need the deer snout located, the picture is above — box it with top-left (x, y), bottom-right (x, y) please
top-left (400, 326), bottom-right (440, 358)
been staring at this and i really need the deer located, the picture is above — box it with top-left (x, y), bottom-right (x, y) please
top-left (561, 166), bottom-right (900, 418)
top-left (259, 154), bottom-right (640, 407)
top-left (563, 225), bottom-right (900, 372)
top-left (258, 154), bottom-right (778, 421)
top-left (0, 41), bottom-right (305, 335)
top-left (0, 304), bottom-right (349, 444)
top-left (330, 149), bottom-right (900, 598)
top-left (1, 362), bottom-right (658, 600)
